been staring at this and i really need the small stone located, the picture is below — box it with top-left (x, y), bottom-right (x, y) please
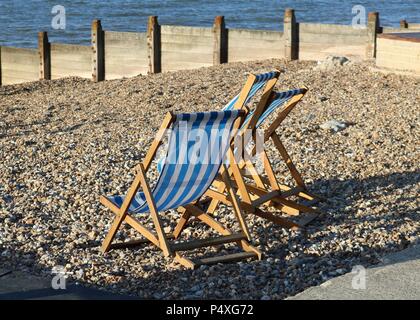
top-left (335, 268), bottom-right (346, 275)
top-left (88, 230), bottom-right (97, 240)
top-left (314, 55), bottom-right (350, 70)
top-left (319, 120), bottom-right (348, 132)
top-left (24, 140), bottom-right (37, 146)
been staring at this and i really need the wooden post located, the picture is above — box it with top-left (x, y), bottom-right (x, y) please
top-left (366, 12), bottom-right (380, 59)
top-left (38, 31), bottom-right (51, 80)
top-left (147, 16), bottom-right (161, 74)
top-left (213, 16), bottom-right (228, 65)
top-left (284, 8), bottom-right (298, 60)
top-left (92, 19), bottom-right (105, 82)
top-left (400, 20), bottom-right (408, 28)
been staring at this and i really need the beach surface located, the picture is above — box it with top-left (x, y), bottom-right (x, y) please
top-left (0, 58), bottom-right (418, 299)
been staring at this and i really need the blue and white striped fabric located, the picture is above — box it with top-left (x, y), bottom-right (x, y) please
top-left (107, 110), bottom-right (241, 214)
top-left (242, 88), bottom-right (305, 128)
top-left (223, 71), bottom-right (278, 111)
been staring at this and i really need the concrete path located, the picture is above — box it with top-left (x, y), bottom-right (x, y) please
top-left (289, 244), bottom-right (420, 300)
top-left (0, 270), bottom-right (135, 300)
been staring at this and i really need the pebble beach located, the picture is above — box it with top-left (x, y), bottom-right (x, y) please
top-left (0, 58), bottom-right (419, 299)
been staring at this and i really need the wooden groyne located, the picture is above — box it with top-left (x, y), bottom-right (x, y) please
top-left (0, 9), bottom-right (419, 85)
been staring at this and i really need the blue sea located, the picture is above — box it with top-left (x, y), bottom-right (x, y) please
top-left (0, 0), bottom-right (419, 48)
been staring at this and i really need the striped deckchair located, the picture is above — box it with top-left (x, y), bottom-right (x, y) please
top-left (100, 110), bottom-right (262, 269)
top-left (206, 87), bottom-right (324, 229)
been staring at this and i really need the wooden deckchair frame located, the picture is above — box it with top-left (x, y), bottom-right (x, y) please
top-left (208, 87), bottom-right (324, 229)
top-left (249, 87), bottom-right (323, 200)
top-left (100, 72), bottom-right (282, 269)
top-left (100, 111), bottom-right (264, 269)
top-left (174, 86), bottom-right (324, 234)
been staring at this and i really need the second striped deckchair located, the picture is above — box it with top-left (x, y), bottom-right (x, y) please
top-left (208, 87), bottom-right (324, 229)
top-left (255, 88), bottom-right (324, 209)
top-left (100, 110), bottom-right (262, 269)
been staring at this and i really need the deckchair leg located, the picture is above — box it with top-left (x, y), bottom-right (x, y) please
top-left (240, 150), bottom-right (281, 208)
top-left (137, 163), bottom-right (172, 256)
top-left (172, 197), bottom-right (204, 239)
top-left (100, 196), bottom-right (160, 253)
top-left (254, 208), bottom-right (301, 230)
top-left (100, 162), bottom-right (172, 256)
top-left (228, 148), bottom-right (253, 205)
top-left (101, 212), bottom-right (127, 253)
top-left (261, 150), bottom-right (281, 191)
top-left (271, 132), bottom-right (306, 188)
top-left (100, 168), bottom-right (145, 253)
top-left (221, 164), bottom-right (251, 241)
top-left (172, 132), bottom-right (258, 242)
top-left (172, 209), bottom-right (192, 239)
top-left (206, 178), bottom-right (227, 215)
top-left (242, 157), bottom-right (267, 190)
top-left (183, 204), bottom-right (262, 259)
top-left (269, 194), bottom-right (319, 214)
top-left (174, 253), bottom-right (196, 269)
top-left (104, 209), bottom-right (165, 250)
top-left (206, 150), bottom-right (257, 216)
